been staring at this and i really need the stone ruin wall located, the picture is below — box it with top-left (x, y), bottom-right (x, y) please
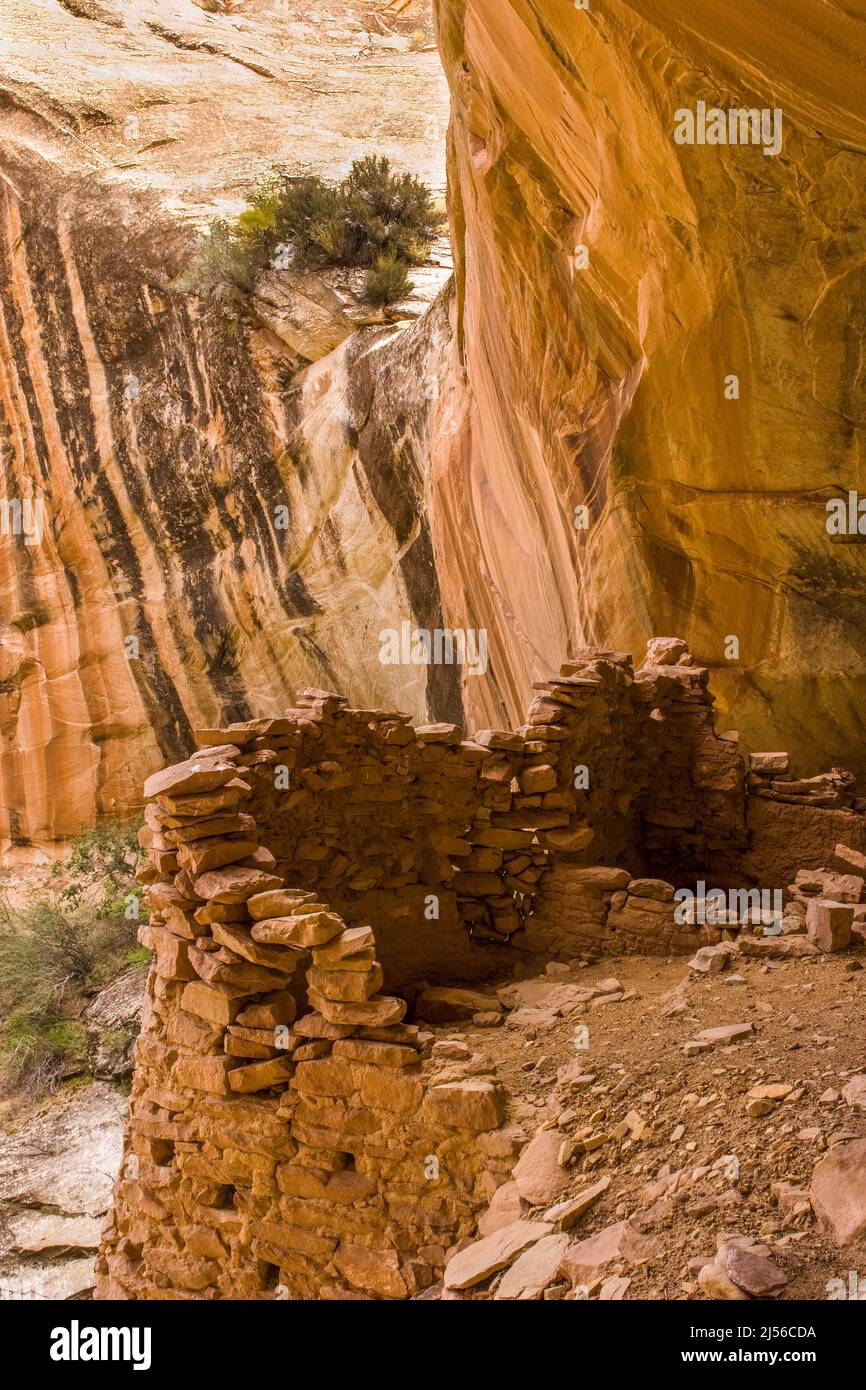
top-left (96, 639), bottom-right (866, 1300)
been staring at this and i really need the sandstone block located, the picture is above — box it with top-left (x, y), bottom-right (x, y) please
top-left (148, 927), bottom-right (197, 981)
top-left (694, 1022), bottom-right (753, 1046)
top-left (228, 1057), bottom-right (296, 1093)
top-left (167, 813), bottom-right (254, 843)
top-left (512, 1128), bottom-right (571, 1206)
top-left (172, 1055), bottom-right (232, 1094)
top-left (307, 989), bottom-right (406, 1028)
top-left (810, 1139), bottom-right (866, 1244)
top-left (255, 1222), bottom-right (336, 1261)
top-left (628, 877), bottom-right (675, 900)
top-left (560, 1221), bottom-right (657, 1287)
top-left (749, 752), bottom-right (789, 774)
top-left (247, 889), bottom-right (323, 920)
top-left (836, 842), bottom-right (866, 874)
top-left (471, 828), bottom-right (534, 849)
top-left (423, 1080), bottom-right (505, 1131)
top-left (331, 1039), bottom-right (419, 1068)
top-left (356, 1065), bottom-right (423, 1115)
top-left (188, 947), bottom-right (288, 994)
top-left (444, 1220), bottom-right (552, 1290)
top-left (144, 757), bottom-right (237, 802)
top-left (415, 724), bottom-right (461, 745)
top-left (494, 1233), bottom-right (571, 1300)
top-left (157, 781), bottom-right (250, 818)
top-left (689, 942), bottom-right (737, 974)
top-left (181, 980), bottom-right (243, 1027)
top-left (334, 1243), bottom-right (406, 1299)
top-left (452, 870), bottom-right (503, 896)
top-left (566, 866), bottom-right (631, 890)
top-left (292, 1059), bottom-right (356, 1097)
top-left (176, 837), bottom-right (258, 876)
top-left (544, 1175), bottom-right (611, 1230)
top-left (236, 991), bottom-right (297, 1028)
top-left (252, 912), bottom-right (344, 948)
top-left (312, 926), bottom-right (376, 963)
top-left (307, 963), bottom-right (383, 1003)
top-left (293, 1012), bottom-right (353, 1040)
top-left (806, 899), bottom-right (854, 952)
top-left (519, 765), bottom-right (557, 793)
top-left (194, 867), bottom-right (282, 903)
top-left (478, 1180), bottom-right (525, 1236)
top-left (211, 921), bottom-right (302, 972)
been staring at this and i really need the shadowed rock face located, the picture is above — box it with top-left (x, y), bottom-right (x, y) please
top-left (431, 0), bottom-right (866, 760)
top-left (0, 1), bottom-right (455, 859)
top-left (0, 151), bottom-right (458, 858)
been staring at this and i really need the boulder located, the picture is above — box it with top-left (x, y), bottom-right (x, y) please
top-left (842, 1076), bottom-right (866, 1111)
top-left (806, 899), bottom-right (854, 952)
top-left (811, 1140), bottom-right (866, 1244)
top-left (478, 1181), bottom-right (525, 1236)
top-left (689, 942), bottom-right (737, 974)
top-left (559, 1221), bottom-right (657, 1288)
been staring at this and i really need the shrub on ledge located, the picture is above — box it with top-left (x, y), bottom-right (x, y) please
top-left (177, 156), bottom-right (443, 304)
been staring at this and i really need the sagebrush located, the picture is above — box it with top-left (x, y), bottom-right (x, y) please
top-left (0, 819), bottom-right (148, 1096)
top-left (177, 156), bottom-right (443, 304)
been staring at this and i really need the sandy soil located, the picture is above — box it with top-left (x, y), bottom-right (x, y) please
top-left (430, 944), bottom-right (866, 1300)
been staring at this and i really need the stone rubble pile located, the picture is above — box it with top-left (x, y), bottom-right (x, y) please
top-left (749, 753), bottom-right (858, 810)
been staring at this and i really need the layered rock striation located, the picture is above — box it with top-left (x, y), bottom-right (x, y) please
top-left (432, 0), bottom-right (866, 759)
top-left (2, 0), bottom-right (865, 858)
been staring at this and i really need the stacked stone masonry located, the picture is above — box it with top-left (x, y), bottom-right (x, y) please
top-left (96, 640), bottom-right (866, 1299)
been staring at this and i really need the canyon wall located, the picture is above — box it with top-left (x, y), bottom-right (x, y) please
top-left (0, 159), bottom-right (456, 853)
top-left (431, 0), bottom-right (866, 762)
top-left (2, 0), bottom-right (865, 859)
top-left (0, 1), bottom-right (453, 858)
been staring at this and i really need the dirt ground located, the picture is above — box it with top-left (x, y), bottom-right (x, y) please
top-left (427, 943), bottom-right (866, 1300)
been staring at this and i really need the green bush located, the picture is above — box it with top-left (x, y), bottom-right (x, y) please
top-left (178, 157), bottom-right (441, 301)
top-left (364, 254), bottom-right (412, 306)
top-left (0, 820), bottom-right (148, 1096)
top-left (172, 219), bottom-right (259, 298)
top-left (0, 1010), bottom-right (89, 1097)
top-left (53, 817), bottom-right (145, 917)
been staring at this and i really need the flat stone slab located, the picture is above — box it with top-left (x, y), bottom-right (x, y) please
top-left (810, 1139), bottom-right (866, 1244)
top-left (695, 1023), bottom-right (754, 1046)
top-left (494, 1233), bottom-right (571, 1300)
top-left (512, 1128), bottom-right (571, 1207)
top-left (444, 1220), bottom-right (553, 1290)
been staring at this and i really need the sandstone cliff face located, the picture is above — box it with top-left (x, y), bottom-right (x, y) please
top-left (0, 1), bottom-right (452, 858)
top-left (431, 0), bottom-right (866, 760)
top-left (2, 0), bottom-right (864, 856)
top-left (0, 156), bottom-right (456, 854)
